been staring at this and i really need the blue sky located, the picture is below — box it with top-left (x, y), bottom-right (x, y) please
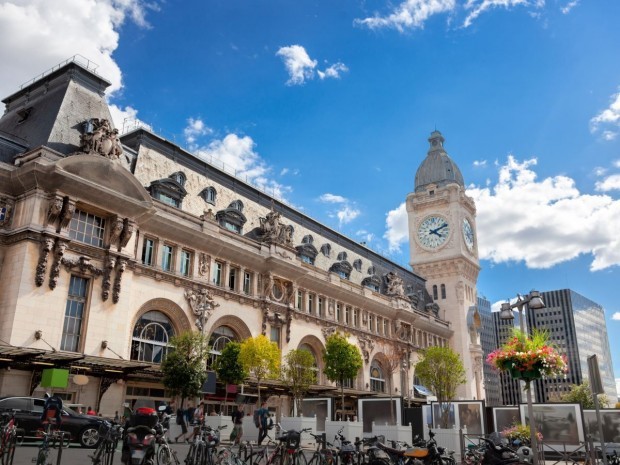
top-left (1, 0), bottom-right (619, 385)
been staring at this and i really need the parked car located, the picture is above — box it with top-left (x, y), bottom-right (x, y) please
top-left (0, 396), bottom-right (103, 447)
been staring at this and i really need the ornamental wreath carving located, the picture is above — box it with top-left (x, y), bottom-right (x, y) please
top-left (79, 118), bottom-right (123, 159)
top-left (184, 288), bottom-right (220, 331)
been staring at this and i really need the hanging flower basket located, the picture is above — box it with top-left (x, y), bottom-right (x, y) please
top-left (487, 329), bottom-right (568, 381)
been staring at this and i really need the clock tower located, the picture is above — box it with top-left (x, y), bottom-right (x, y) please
top-left (407, 131), bottom-right (483, 400)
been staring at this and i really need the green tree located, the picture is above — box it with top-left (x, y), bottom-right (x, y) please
top-left (414, 346), bottom-right (466, 428)
top-left (239, 335), bottom-right (281, 404)
top-left (214, 341), bottom-right (248, 406)
top-left (281, 349), bottom-right (317, 416)
top-left (161, 330), bottom-right (210, 407)
top-left (323, 332), bottom-right (363, 417)
top-left (560, 381), bottom-right (609, 409)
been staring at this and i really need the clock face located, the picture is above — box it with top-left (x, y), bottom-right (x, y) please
top-left (463, 218), bottom-right (474, 250)
top-left (418, 216), bottom-right (450, 249)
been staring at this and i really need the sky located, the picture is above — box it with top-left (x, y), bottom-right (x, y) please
top-left (1, 0), bottom-right (619, 388)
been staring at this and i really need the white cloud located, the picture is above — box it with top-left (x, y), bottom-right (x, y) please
top-left (280, 168), bottom-right (289, 176)
top-left (337, 206), bottom-right (361, 225)
top-left (318, 193), bottom-right (360, 226)
top-left (0, 0), bottom-right (153, 99)
top-left (612, 312), bottom-right (620, 320)
top-left (194, 134), bottom-right (291, 200)
top-left (383, 155), bottom-right (620, 270)
top-left (356, 230), bottom-right (375, 244)
top-left (319, 193), bottom-right (347, 203)
top-left (468, 155), bottom-right (620, 271)
top-left (0, 0), bottom-right (154, 132)
top-left (561, 0), bottom-right (579, 14)
top-left (473, 160), bottom-right (487, 167)
top-left (463, 0), bottom-right (531, 28)
top-left (317, 62), bottom-right (349, 80)
top-left (276, 45), bottom-right (317, 86)
top-left (595, 175), bottom-right (620, 192)
top-left (594, 167), bottom-right (608, 177)
top-left (384, 202), bottom-right (408, 252)
top-left (355, 0), bottom-right (456, 32)
top-left (276, 45), bottom-right (348, 85)
top-left (590, 90), bottom-right (620, 140)
top-left (184, 118), bottom-right (213, 147)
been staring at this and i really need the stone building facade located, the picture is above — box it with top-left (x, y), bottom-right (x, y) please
top-left (0, 59), bottom-right (478, 416)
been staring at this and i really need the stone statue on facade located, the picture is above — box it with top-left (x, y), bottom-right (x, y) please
top-left (386, 271), bottom-right (405, 297)
top-left (79, 118), bottom-right (123, 159)
top-left (185, 287), bottom-right (220, 330)
top-left (258, 208), bottom-right (293, 246)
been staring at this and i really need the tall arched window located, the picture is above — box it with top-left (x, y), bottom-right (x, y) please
top-left (441, 284), bottom-right (446, 299)
top-left (432, 285), bottom-right (438, 300)
top-left (131, 311), bottom-right (174, 363)
top-left (208, 326), bottom-right (238, 368)
top-left (299, 343), bottom-right (320, 383)
top-left (370, 361), bottom-right (385, 393)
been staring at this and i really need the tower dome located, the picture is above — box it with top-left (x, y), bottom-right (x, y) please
top-left (414, 131), bottom-right (464, 192)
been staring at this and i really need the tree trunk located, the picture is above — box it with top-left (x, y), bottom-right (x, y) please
top-left (224, 384), bottom-right (229, 409)
top-left (341, 383), bottom-right (345, 421)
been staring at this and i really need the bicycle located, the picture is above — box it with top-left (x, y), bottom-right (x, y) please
top-left (307, 432), bottom-right (338, 465)
top-left (249, 427), bottom-right (310, 465)
top-left (0, 412), bottom-right (17, 465)
top-left (34, 420), bottom-right (68, 465)
top-left (185, 424), bottom-right (226, 465)
top-left (156, 421), bottom-right (181, 465)
top-left (88, 420), bottom-right (123, 465)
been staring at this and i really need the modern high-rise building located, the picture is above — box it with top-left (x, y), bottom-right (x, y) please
top-left (492, 289), bottom-right (618, 405)
top-left (477, 296), bottom-right (501, 406)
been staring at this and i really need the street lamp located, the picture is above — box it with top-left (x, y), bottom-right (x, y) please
top-left (499, 291), bottom-right (546, 465)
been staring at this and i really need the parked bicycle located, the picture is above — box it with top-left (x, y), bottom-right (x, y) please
top-left (89, 420), bottom-right (124, 465)
top-left (246, 427), bottom-right (310, 465)
top-left (307, 432), bottom-right (338, 465)
top-left (34, 420), bottom-right (69, 465)
top-left (185, 424), bottom-right (226, 465)
top-left (155, 421), bottom-right (181, 465)
top-left (0, 412), bottom-right (17, 465)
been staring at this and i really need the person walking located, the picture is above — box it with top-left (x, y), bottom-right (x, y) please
top-left (257, 402), bottom-right (270, 445)
top-left (174, 405), bottom-right (189, 443)
top-left (231, 404), bottom-right (244, 445)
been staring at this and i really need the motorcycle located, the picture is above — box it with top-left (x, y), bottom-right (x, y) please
top-left (478, 436), bottom-right (522, 465)
top-left (122, 407), bottom-right (160, 465)
top-left (379, 430), bottom-right (455, 465)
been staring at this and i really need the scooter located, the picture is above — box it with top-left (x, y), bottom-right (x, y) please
top-left (122, 407), bottom-right (160, 465)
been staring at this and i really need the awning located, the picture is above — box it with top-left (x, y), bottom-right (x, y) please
top-left (413, 385), bottom-right (434, 397)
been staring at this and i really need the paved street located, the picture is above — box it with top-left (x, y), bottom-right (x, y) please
top-left (10, 441), bottom-right (192, 465)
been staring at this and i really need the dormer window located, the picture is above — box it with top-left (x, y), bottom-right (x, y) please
top-left (216, 202), bottom-right (247, 234)
top-left (353, 259), bottom-right (362, 272)
top-left (170, 172), bottom-right (186, 187)
top-left (148, 177), bottom-right (187, 209)
top-left (320, 244), bottom-right (331, 258)
top-left (337, 252), bottom-right (348, 261)
top-left (230, 200), bottom-right (244, 211)
top-left (330, 261), bottom-right (352, 281)
top-left (200, 187), bottom-right (217, 205)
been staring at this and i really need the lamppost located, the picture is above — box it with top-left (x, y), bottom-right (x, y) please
top-left (499, 290), bottom-right (546, 465)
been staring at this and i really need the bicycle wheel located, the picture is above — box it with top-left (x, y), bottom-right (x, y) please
top-left (292, 451), bottom-right (308, 465)
top-left (186, 444), bottom-right (197, 465)
top-left (158, 445), bottom-right (174, 465)
top-left (247, 451), bottom-right (268, 465)
top-left (35, 449), bottom-right (48, 465)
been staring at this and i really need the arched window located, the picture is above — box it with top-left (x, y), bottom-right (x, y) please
top-left (230, 200), bottom-right (244, 212)
top-left (208, 326), bottom-right (238, 368)
top-left (131, 311), bottom-right (174, 363)
top-left (170, 172), bottom-right (187, 187)
top-left (200, 187), bottom-right (217, 204)
top-left (433, 285), bottom-right (438, 300)
top-left (299, 343), bottom-right (320, 381)
top-left (337, 252), bottom-right (348, 261)
top-left (370, 362), bottom-right (385, 393)
top-left (441, 284), bottom-right (446, 299)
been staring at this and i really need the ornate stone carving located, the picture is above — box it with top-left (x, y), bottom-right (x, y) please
top-left (0, 196), bottom-right (15, 228)
top-left (46, 196), bottom-right (64, 226)
top-left (35, 238), bottom-right (55, 287)
top-left (49, 240), bottom-right (68, 290)
top-left (59, 198), bottom-right (76, 231)
top-left (321, 326), bottom-right (337, 339)
top-left (358, 335), bottom-right (375, 364)
top-left (108, 217), bottom-right (124, 248)
top-left (112, 258), bottom-right (127, 304)
top-left (79, 118), bottom-right (123, 159)
top-left (198, 253), bottom-right (210, 277)
top-left (61, 256), bottom-right (104, 278)
top-left (101, 254), bottom-right (117, 301)
top-left (184, 287), bottom-right (220, 331)
top-left (258, 208), bottom-right (293, 246)
top-left (119, 219), bottom-right (135, 249)
top-left (201, 209), bottom-right (215, 221)
top-left (285, 308), bottom-right (293, 343)
top-left (386, 271), bottom-right (405, 297)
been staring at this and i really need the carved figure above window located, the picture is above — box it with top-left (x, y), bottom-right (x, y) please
top-left (385, 271), bottom-right (405, 297)
top-left (79, 118), bottom-right (123, 159)
top-left (0, 196), bottom-right (15, 229)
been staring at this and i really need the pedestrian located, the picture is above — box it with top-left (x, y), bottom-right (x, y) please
top-left (231, 404), bottom-right (244, 445)
top-left (174, 405), bottom-right (189, 443)
top-left (87, 405), bottom-right (96, 415)
top-left (114, 411), bottom-right (120, 423)
top-left (186, 402), bottom-right (205, 442)
top-left (257, 401), bottom-right (270, 445)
